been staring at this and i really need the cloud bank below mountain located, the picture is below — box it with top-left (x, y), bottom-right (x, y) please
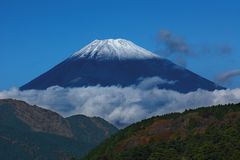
top-left (0, 77), bottom-right (239, 128)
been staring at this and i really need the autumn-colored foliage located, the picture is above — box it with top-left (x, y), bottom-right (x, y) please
top-left (83, 103), bottom-right (240, 160)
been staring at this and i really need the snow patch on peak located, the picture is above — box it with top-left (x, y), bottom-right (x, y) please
top-left (71, 39), bottom-right (160, 60)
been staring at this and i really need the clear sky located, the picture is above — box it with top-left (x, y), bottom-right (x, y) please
top-left (0, 0), bottom-right (239, 90)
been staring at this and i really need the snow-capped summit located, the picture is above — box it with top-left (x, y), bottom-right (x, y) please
top-left (21, 38), bottom-right (224, 92)
top-left (71, 39), bottom-right (160, 60)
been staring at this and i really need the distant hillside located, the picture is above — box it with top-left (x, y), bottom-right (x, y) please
top-left (83, 103), bottom-right (240, 160)
top-left (0, 99), bottom-right (118, 160)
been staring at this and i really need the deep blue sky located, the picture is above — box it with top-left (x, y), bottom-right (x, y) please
top-left (0, 0), bottom-right (239, 90)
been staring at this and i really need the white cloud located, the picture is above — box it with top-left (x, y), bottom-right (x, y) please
top-left (0, 79), bottom-right (240, 128)
top-left (137, 76), bottom-right (176, 90)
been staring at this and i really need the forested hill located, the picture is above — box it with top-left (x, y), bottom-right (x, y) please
top-left (83, 103), bottom-right (240, 160)
top-left (0, 99), bottom-right (118, 160)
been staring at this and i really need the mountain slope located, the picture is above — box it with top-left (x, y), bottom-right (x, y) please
top-left (20, 39), bottom-right (224, 93)
top-left (66, 115), bottom-right (118, 146)
top-left (0, 99), bottom-right (118, 160)
top-left (83, 103), bottom-right (240, 160)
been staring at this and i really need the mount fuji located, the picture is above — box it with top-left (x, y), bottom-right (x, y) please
top-left (20, 39), bottom-right (224, 92)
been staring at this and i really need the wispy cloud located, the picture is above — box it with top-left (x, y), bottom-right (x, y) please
top-left (0, 77), bottom-right (239, 128)
top-left (156, 29), bottom-right (192, 67)
top-left (156, 30), bottom-right (233, 67)
top-left (199, 44), bottom-right (232, 55)
top-left (158, 30), bottom-right (191, 56)
top-left (157, 29), bottom-right (232, 56)
top-left (216, 69), bottom-right (240, 84)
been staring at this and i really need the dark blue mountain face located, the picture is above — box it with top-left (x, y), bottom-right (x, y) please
top-left (20, 57), bottom-right (224, 93)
